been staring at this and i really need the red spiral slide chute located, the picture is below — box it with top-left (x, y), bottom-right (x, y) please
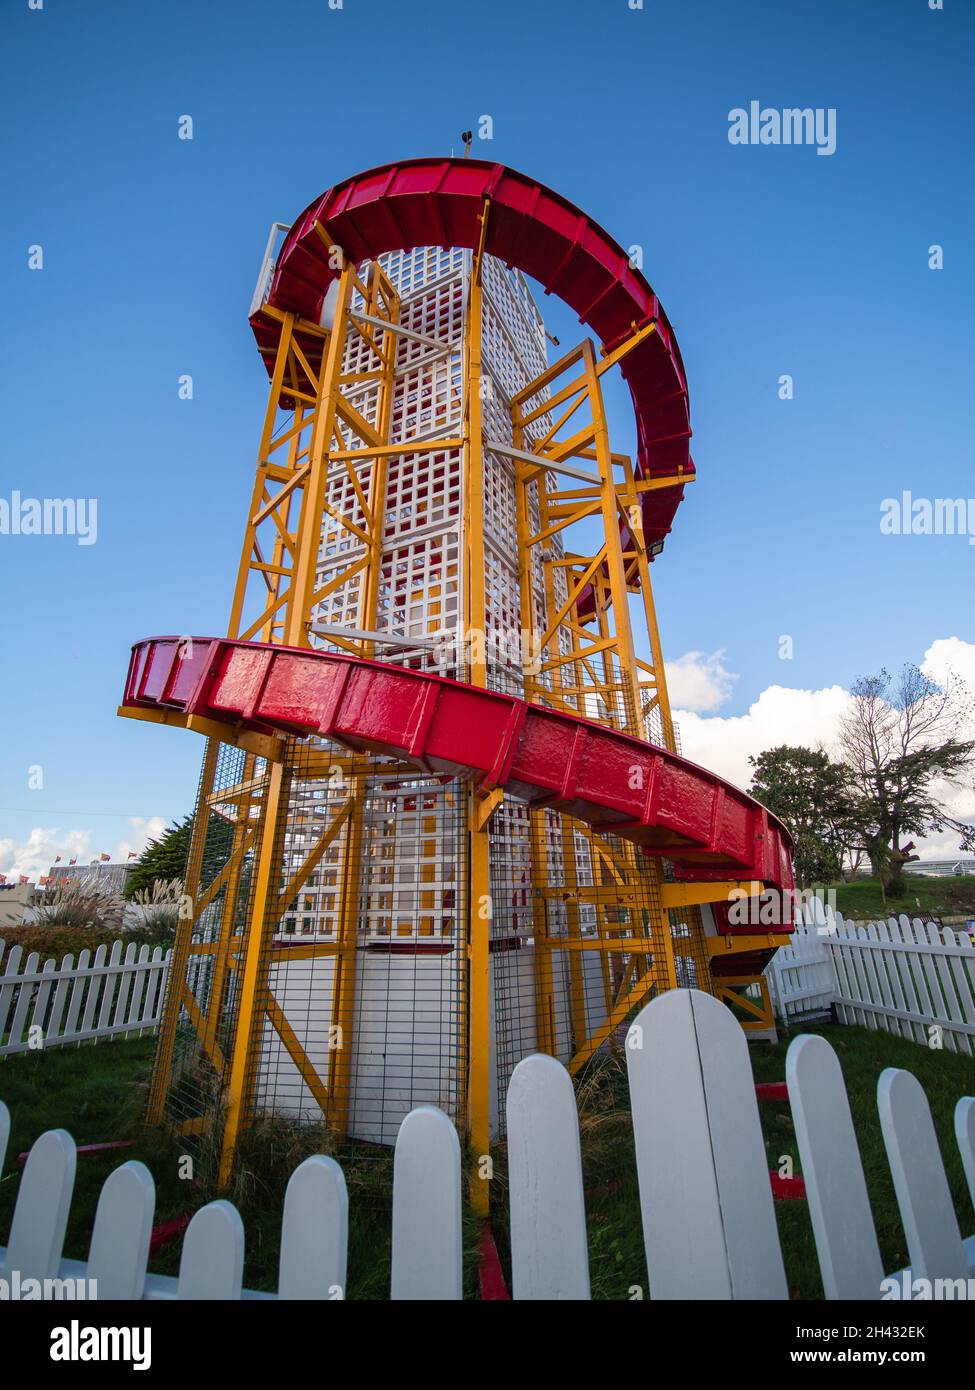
top-left (250, 158), bottom-right (696, 614)
top-left (123, 635), bottom-right (794, 925)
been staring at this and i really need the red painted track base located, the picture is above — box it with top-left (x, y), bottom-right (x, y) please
top-left (477, 1222), bottom-right (511, 1301)
top-left (122, 636), bottom-right (794, 907)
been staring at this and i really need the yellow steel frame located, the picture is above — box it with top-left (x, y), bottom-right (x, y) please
top-left (711, 976), bottom-right (777, 1033)
top-left (508, 327), bottom-right (781, 1061)
top-left (146, 252), bottom-right (403, 1182)
top-left (145, 229), bottom-right (784, 1190)
top-left (511, 331), bottom-right (688, 1072)
top-left (465, 206), bottom-right (493, 1215)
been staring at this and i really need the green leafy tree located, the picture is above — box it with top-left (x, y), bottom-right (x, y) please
top-left (124, 816), bottom-right (193, 899)
top-left (748, 745), bottom-right (857, 888)
top-left (126, 812), bottom-right (235, 899)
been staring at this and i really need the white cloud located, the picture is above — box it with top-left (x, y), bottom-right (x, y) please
top-left (674, 682), bottom-right (852, 793)
top-left (918, 637), bottom-right (975, 834)
top-left (921, 636), bottom-right (975, 691)
top-left (665, 649), bottom-right (737, 713)
top-left (115, 816), bottom-right (168, 864)
top-left (671, 637), bottom-right (975, 862)
top-left (0, 827), bottom-right (91, 884)
top-left (0, 815), bottom-right (169, 884)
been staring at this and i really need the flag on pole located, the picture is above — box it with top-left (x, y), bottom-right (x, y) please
top-left (18, 875), bottom-right (29, 885)
top-left (69, 857), bottom-right (77, 865)
top-left (127, 851), bottom-right (138, 860)
top-left (54, 854), bottom-right (62, 863)
top-left (0, 874), bottom-right (6, 885)
top-left (99, 853), bottom-right (111, 862)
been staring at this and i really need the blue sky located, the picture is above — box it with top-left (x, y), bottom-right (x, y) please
top-left (1, 0), bottom-right (972, 877)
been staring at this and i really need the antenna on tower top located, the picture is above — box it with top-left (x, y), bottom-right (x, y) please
top-left (461, 130), bottom-right (473, 158)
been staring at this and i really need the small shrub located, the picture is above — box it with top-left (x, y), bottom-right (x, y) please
top-left (32, 875), bottom-right (126, 932)
top-left (0, 924), bottom-right (130, 960)
top-left (128, 877), bottom-right (183, 942)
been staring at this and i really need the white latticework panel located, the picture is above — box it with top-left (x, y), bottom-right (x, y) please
top-left (260, 245), bottom-right (622, 1145)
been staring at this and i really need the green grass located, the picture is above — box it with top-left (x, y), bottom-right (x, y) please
top-left (750, 1024), bottom-right (975, 1297)
top-left (0, 1039), bottom-right (191, 1282)
top-left (488, 1025), bottom-right (975, 1300)
top-left (0, 1040), bottom-right (481, 1298)
top-left (828, 874), bottom-right (975, 923)
top-left (3, 1024), bottom-right (973, 1299)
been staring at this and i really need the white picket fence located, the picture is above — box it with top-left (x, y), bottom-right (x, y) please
top-left (766, 911), bottom-right (975, 1055)
top-left (1, 989), bottom-right (973, 1300)
top-left (0, 940), bottom-right (172, 1058)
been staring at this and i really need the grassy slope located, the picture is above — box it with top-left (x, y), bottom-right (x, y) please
top-left (829, 875), bottom-right (975, 923)
top-left (2, 1025), bottom-right (973, 1300)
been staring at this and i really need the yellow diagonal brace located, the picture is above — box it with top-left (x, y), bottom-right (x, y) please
top-left (264, 991), bottom-right (330, 1114)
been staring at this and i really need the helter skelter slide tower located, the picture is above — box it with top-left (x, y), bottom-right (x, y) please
top-left (119, 158), bottom-right (795, 1198)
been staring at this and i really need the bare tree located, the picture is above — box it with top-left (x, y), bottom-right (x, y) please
top-left (839, 665), bottom-right (975, 896)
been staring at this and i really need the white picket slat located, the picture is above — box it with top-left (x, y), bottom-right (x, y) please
top-left (7, 951), bottom-right (40, 1049)
top-left (864, 922), bottom-right (897, 1035)
top-left (391, 1104), bottom-right (462, 1301)
top-left (859, 924), bottom-right (889, 1031)
top-left (87, 1161), bottom-right (156, 1299)
top-left (954, 1096), bottom-right (975, 1217)
top-left (928, 921), bottom-right (970, 1054)
top-left (945, 932), bottom-right (975, 1054)
top-left (30, 958), bottom-right (58, 1045)
top-left (79, 944), bottom-right (108, 1037)
top-left (946, 929), bottom-right (975, 1015)
top-left (177, 1201), bottom-right (245, 1299)
top-left (0, 945), bottom-right (24, 1042)
top-left (141, 948), bottom-right (167, 1036)
top-left (1, 1128), bottom-right (76, 1281)
top-left (828, 919), bottom-right (857, 1026)
top-left (507, 1052), bottom-right (590, 1300)
top-left (95, 941), bottom-right (123, 1038)
top-left (914, 917), bottom-right (950, 1022)
top-left (885, 916), bottom-right (926, 1044)
top-left (278, 1154), bottom-right (348, 1300)
top-left (112, 942), bottom-right (138, 1029)
top-left (878, 918), bottom-right (914, 1041)
top-left (125, 945), bottom-right (151, 1033)
top-left (627, 988), bottom-right (787, 1300)
top-left (46, 953), bottom-right (74, 1041)
top-left (878, 1066), bottom-right (968, 1281)
top-left (850, 925), bottom-right (875, 1029)
top-left (62, 947), bottom-right (92, 1039)
top-left (786, 1034), bottom-right (884, 1299)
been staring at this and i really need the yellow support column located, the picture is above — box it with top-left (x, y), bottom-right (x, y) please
top-left (465, 215), bottom-right (491, 1216)
top-left (582, 341), bottom-right (643, 735)
top-left (146, 737), bottom-right (220, 1127)
top-left (512, 401), bottom-right (558, 1056)
top-left (286, 266), bottom-right (355, 648)
top-left (218, 759), bottom-right (287, 1186)
top-left (327, 777), bottom-right (365, 1131)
